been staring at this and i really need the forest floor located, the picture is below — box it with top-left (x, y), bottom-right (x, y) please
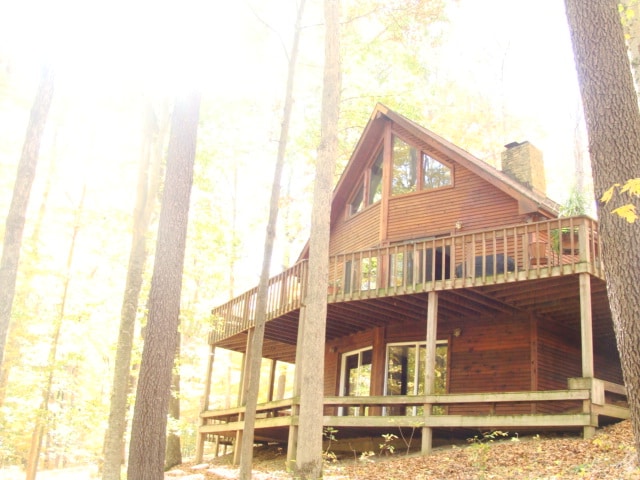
top-left (168, 419), bottom-right (640, 479)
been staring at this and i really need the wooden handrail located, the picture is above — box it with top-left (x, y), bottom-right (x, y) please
top-left (209, 216), bottom-right (601, 344)
top-left (200, 382), bottom-right (626, 423)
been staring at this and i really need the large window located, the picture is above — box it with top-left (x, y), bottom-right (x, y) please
top-left (423, 153), bottom-right (452, 190)
top-left (349, 148), bottom-right (384, 216)
top-left (391, 135), bottom-right (452, 196)
top-left (385, 341), bottom-right (448, 415)
top-left (348, 136), bottom-right (452, 216)
top-left (368, 149), bottom-right (384, 204)
top-left (340, 348), bottom-right (372, 415)
top-left (392, 137), bottom-right (419, 195)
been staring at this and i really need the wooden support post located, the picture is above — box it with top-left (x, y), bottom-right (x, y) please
top-left (370, 326), bottom-right (386, 416)
top-left (267, 358), bottom-right (277, 403)
top-left (579, 273), bottom-right (594, 378)
top-left (195, 345), bottom-right (216, 463)
top-left (287, 307), bottom-right (306, 468)
top-left (530, 314), bottom-right (538, 414)
top-left (233, 329), bottom-right (255, 466)
top-left (579, 273), bottom-right (596, 438)
top-left (422, 291), bottom-right (438, 455)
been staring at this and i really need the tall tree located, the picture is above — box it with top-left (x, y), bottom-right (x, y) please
top-left (564, 0), bottom-right (640, 460)
top-left (238, 1), bottom-right (306, 477)
top-left (25, 184), bottom-right (85, 480)
top-left (0, 65), bottom-right (54, 366)
top-left (127, 90), bottom-right (200, 479)
top-left (102, 99), bottom-right (166, 480)
top-left (294, 0), bottom-right (341, 477)
top-left (0, 125), bottom-right (58, 407)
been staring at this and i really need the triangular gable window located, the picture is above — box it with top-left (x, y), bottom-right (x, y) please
top-left (349, 148), bottom-right (384, 215)
top-left (392, 135), bottom-right (451, 196)
top-left (348, 133), bottom-right (453, 217)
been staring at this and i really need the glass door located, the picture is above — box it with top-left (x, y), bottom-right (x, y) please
top-left (385, 342), bottom-right (447, 415)
top-left (340, 348), bottom-right (372, 415)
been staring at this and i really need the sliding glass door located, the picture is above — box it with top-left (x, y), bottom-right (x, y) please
top-left (340, 348), bottom-right (372, 415)
top-left (385, 341), bottom-right (447, 415)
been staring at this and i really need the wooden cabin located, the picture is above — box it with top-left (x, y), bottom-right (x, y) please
top-left (195, 104), bottom-right (627, 464)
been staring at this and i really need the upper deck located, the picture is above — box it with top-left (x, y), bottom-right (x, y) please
top-left (210, 216), bottom-right (604, 351)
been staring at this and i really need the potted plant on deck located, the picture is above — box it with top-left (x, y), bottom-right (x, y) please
top-left (552, 186), bottom-right (588, 254)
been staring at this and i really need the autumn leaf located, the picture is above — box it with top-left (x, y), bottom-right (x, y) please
top-left (620, 178), bottom-right (640, 197)
top-left (612, 204), bottom-right (638, 223)
top-left (601, 183), bottom-right (619, 204)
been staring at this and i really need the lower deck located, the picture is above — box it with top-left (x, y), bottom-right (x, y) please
top-left (198, 378), bottom-right (628, 457)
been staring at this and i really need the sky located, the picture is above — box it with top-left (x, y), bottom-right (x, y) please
top-left (0, 0), bottom-right (591, 285)
top-left (439, 0), bottom-right (586, 202)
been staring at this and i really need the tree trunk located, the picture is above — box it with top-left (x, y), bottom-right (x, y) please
top-left (0, 126), bottom-right (58, 407)
top-left (25, 185), bottom-right (85, 480)
top-left (237, 2), bottom-right (305, 478)
top-left (164, 332), bottom-right (182, 470)
top-left (127, 90), bottom-right (200, 480)
top-left (294, 0), bottom-right (341, 478)
top-left (0, 65), bottom-right (54, 367)
top-left (564, 0), bottom-right (640, 460)
top-left (102, 100), bottom-right (166, 480)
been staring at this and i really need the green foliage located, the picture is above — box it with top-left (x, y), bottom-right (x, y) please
top-left (560, 186), bottom-right (588, 217)
top-left (322, 427), bottom-right (339, 464)
top-left (467, 430), bottom-right (511, 473)
top-left (379, 433), bottom-right (398, 456)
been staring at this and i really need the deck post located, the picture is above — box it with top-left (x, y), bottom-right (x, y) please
top-left (422, 291), bottom-right (438, 455)
top-left (579, 273), bottom-right (594, 378)
top-left (287, 307), bottom-right (306, 468)
top-left (579, 273), bottom-right (596, 438)
top-left (267, 358), bottom-right (277, 402)
top-left (233, 328), bottom-right (255, 466)
top-left (195, 345), bottom-right (216, 462)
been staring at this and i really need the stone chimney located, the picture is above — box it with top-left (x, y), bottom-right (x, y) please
top-left (501, 141), bottom-right (546, 194)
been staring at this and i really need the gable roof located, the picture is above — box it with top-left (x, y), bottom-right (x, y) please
top-left (298, 104), bottom-right (561, 260)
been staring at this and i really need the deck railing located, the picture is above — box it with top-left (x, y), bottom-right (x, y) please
top-left (210, 216), bottom-right (601, 344)
top-left (199, 378), bottom-right (627, 436)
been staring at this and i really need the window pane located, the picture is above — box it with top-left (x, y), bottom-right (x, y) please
top-left (343, 349), bottom-right (372, 415)
top-left (368, 149), bottom-right (384, 204)
top-left (435, 344), bottom-right (448, 394)
top-left (350, 183), bottom-right (364, 215)
top-left (344, 260), bottom-right (353, 294)
top-left (389, 251), bottom-right (415, 287)
top-left (392, 137), bottom-right (418, 195)
top-left (387, 346), bottom-right (409, 396)
top-left (360, 257), bottom-right (377, 290)
top-left (385, 342), bottom-right (448, 416)
top-left (422, 153), bottom-right (451, 190)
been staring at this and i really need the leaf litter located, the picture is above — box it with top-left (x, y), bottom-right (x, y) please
top-left (169, 420), bottom-right (640, 479)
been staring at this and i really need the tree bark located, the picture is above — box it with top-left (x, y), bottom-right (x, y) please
top-left (127, 91), bottom-right (200, 480)
top-left (0, 65), bottom-right (54, 367)
top-left (564, 0), bottom-right (640, 460)
top-left (164, 332), bottom-right (182, 470)
top-left (294, 0), bottom-right (341, 477)
top-left (101, 100), bottom-right (166, 480)
top-left (237, 2), bottom-right (306, 478)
